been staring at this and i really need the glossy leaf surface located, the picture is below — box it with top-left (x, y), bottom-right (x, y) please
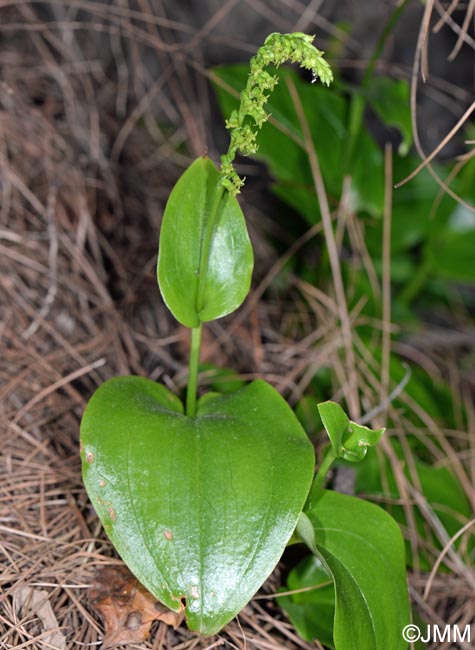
top-left (306, 490), bottom-right (410, 650)
top-left (157, 156), bottom-right (253, 327)
top-left (80, 376), bottom-right (314, 635)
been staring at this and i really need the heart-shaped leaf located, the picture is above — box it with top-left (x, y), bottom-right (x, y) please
top-left (157, 156), bottom-right (253, 328)
top-left (80, 377), bottom-right (314, 635)
top-left (304, 490), bottom-right (410, 650)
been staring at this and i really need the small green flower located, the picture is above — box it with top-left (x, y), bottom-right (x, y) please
top-left (219, 32), bottom-right (333, 195)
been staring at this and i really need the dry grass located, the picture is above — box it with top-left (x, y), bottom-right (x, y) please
top-left (1, 1), bottom-right (475, 648)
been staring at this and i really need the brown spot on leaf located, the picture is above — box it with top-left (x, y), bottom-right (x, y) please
top-left (108, 505), bottom-right (116, 522)
top-left (90, 565), bottom-right (184, 648)
top-left (85, 451), bottom-right (94, 463)
top-left (163, 529), bottom-right (173, 541)
top-left (99, 479), bottom-right (106, 488)
top-left (124, 610), bottom-right (142, 630)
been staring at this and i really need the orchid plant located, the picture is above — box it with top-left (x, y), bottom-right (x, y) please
top-left (81, 33), bottom-right (410, 649)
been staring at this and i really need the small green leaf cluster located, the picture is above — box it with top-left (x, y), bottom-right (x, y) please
top-left (220, 32), bottom-right (333, 195)
top-left (318, 401), bottom-right (385, 462)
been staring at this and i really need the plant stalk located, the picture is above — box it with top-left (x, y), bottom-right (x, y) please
top-left (186, 324), bottom-right (203, 417)
top-left (308, 447), bottom-right (337, 507)
top-left (186, 182), bottom-right (227, 418)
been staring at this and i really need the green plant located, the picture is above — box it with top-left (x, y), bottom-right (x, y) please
top-left (212, 54), bottom-right (475, 580)
top-left (80, 33), bottom-right (409, 648)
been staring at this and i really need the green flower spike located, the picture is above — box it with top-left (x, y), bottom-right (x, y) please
top-left (219, 32), bottom-right (333, 195)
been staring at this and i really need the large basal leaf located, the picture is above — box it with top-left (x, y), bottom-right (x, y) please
top-left (305, 490), bottom-right (410, 650)
top-left (157, 156), bottom-right (253, 327)
top-left (80, 377), bottom-right (314, 635)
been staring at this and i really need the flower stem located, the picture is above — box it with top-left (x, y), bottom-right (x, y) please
top-left (186, 324), bottom-right (202, 418)
top-left (219, 32), bottom-right (333, 195)
top-left (307, 447), bottom-right (337, 508)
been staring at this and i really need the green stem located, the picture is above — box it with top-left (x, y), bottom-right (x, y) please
top-left (186, 324), bottom-right (203, 417)
top-left (186, 183), bottom-right (226, 418)
top-left (308, 447), bottom-right (337, 507)
top-left (186, 176), bottom-right (228, 418)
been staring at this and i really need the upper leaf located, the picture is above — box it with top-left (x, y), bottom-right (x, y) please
top-left (305, 490), bottom-right (410, 650)
top-left (80, 376), bottom-right (315, 635)
top-left (317, 401), bottom-right (349, 455)
top-left (157, 156), bottom-right (253, 327)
